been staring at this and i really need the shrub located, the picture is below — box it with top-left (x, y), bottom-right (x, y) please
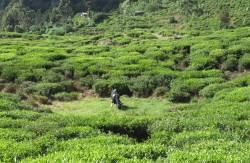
top-left (31, 94), bottom-right (51, 104)
top-left (33, 83), bottom-right (64, 97)
top-left (29, 25), bottom-right (41, 33)
top-left (1, 67), bottom-right (20, 82)
top-left (16, 72), bottom-right (37, 83)
top-left (166, 89), bottom-right (191, 102)
top-left (212, 88), bottom-right (235, 101)
top-left (53, 92), bottom-right (78, 101)
top-left (221, 55), bottom-right (238, 71)
top-left (34, 106), bottom-right (53, 113)
top-left (199, 82), bottom-right (236, 98)
top-left (223, 86), bottom-right (250, 102)
top-left (3, 83), bottom-right (18, 93)
top-left (144, 48), bottom-right (166, 62)
top-left (93, 80), bottom-right (109, 97)
top-left (14, 25), bottom-right (25, 33)
top-left (189, 52), bottom-right (217, 70)
top-left (92, 12), bottom-right (109, 24)
top-left (209, 49), bottom-right (227, 63)
top-left (129, 75), bottom-right (155, 97)
top-left (145, 3), bottom-right (159, 12)
top-left (127, 29), bottom-right (143, 37)
top-left (42, 54), bottom-right (67, 61)
top-left (169, 16), bottom-right (178, 23)
top-left (19, 81), bottom-right (36, 95)
top-left (153, 87), bottom-right (169, 97)
top-left (0, 99), bottom-right (13, 111)
top-left (48, 28), bottom-right (64, 36)
top-left (238, 53), bottom-right (250, 71)
top-left (42, 71), bottom-right (64, 83)
top-left (79, 75), bottom-right (94, 88)
top-left (114, 37), bottom-right (132, 45)
top-left (108, 79), bottom-right (131, 96)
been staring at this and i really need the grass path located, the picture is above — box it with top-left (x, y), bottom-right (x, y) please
top-left (49, 96), bottom-right (176, 116)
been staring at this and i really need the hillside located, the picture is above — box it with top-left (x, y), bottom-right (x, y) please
top-left (0, 0), bottom-right (250, 34)
top-left (0, 0), bottom-right (250, 162)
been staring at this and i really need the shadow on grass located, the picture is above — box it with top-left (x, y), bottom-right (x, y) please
top-left (119, 104), bottom-right (137, 111)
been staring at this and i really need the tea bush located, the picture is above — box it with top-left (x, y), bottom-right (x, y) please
top-left (129, 75), bottom-right (155, 97)
top-left (33, 83), bottom-right (65, 97)
top-left (223, 86), bottom-right (250, 102)
top-left (92, 80), bottom-right (109, 97)
top-left (238, 53), bottom-right (250, 71)
top-left (1, 67), bottom-right (20, 82)
top-left (53, 92), bottom-right (78, 101)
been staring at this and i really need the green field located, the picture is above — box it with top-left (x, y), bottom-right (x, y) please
top-left (0, 19), bottom-right (250, 163)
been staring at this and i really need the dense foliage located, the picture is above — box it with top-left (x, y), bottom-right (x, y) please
top-left (0, 0), bottom-right (250, 33)
top-left (0, 0), bottom-right (250, 162)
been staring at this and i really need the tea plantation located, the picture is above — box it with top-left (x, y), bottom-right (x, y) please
top-left (1, 25), bottom-right (250, 162)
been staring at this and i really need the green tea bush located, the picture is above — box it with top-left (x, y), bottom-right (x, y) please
top-left (79, 75), bottom-right (94, 88)
top-left (166, 88), bottom-right (191, 102)
top-left (19, 81), bottom-right (37, 94)
top-left (167, 77), bottom-right (224, 102)
top-left (148, 117), bottom-right (185, 134)
top-left (114, 36), bottom-right (132, 45)
top-left (139, 33), bottom-right (157, 39)
top-left (125, 44), bottom-right (148, 53)
top-left (93, 80), bottom-right (109, 97)
top-left (32, 68), bottom-right (46, 81)
top-left (49, 126), bottom-right (101, 140)
top-left (42, 53), bottom-right (67, 61)
top-left (0, 92), bottom-right (21, 102)
top-left (48, 28), bottom-right (64, 36)
top-left (227, 44), bottom-right (249, 58)
top-left (108, 79), bottom-right (131, 95)
top-left (200, 82), bottom-right (236, 98)
top-left (79, 45), bottom-right (110, 55)
top-left (31, 94), bottom-right (51, 104)
top-left (113, 55), bottom-right (143, 65)
top-left (1, 67), bottom-right (20, 82)
top-left (238, 53), bottom-right (250, 71)
top-left (0, 99), bottom-right (14, 111)
top-left (0, 128), bottom-right (36, 142)
top-left (223, 86), bottom-right (250, 102)
top-left (0, 110), bottom-right (41, 121)
top-left (153, 87), bottom-right (169, 97)
top-left (0, 118), bottom-right (30, 128)
top-left (144, 48), bottom-right (167, 62)
top-left (53, 92), bottom-right (78, 101)
top-left (191, 41), bottom-right (223, 53)
top-left (34, 106), bottom-right (53, 113)
top-left (189, 51), bottom-right (217, 70)
top-left (129, 75), bottom-right (155, 97)
top-left (221, 55), bottom-right (238, 71)
top-left (16, 72), bottom-right (37, 83)
top-left (33, 83), bottom-right (65, 97)
top-left (0, 139), bottom-right (40, 162)
top-left (209, 49), bottom-right (227, 63)
top-left (127, 28), bottom-right (144, 37)
top-left (212, 88), bottom-right (236, 101)
top-left (42, 71), bottom-right (64, 83)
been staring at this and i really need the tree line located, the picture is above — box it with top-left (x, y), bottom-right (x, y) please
top-left (0, 0), bottom-right (249, 33)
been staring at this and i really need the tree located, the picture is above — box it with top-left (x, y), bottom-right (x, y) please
top-left (85, 1), bottom-right (92, 17)
top-left (0, 0), bottom-right (11, 10)
top-left (176, 0), bottom-right (200, 22)
top-left (57, 0), bottom-right (74, 35)
top-left (1, 0), bottom-right (35, 32)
